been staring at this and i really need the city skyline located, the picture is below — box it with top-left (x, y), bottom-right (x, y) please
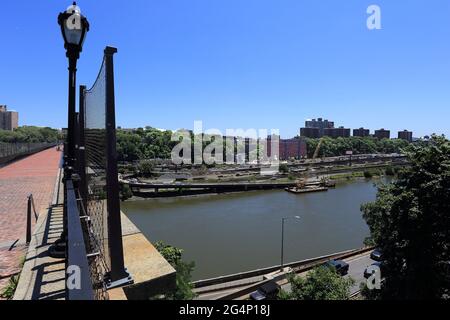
top-left (1, 1), bottom-right (450, 138)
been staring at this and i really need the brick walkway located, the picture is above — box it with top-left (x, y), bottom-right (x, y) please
top-left (0, 148), bottom-right (61, 296)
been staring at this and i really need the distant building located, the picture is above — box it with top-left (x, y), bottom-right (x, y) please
top-left (353, 127), bottom-right (370, 137)
top-left (398, 130), bottom-right (413, 142)
top-left (266, 136), bottom-right (307, 160)
top-left (279, 137), bottom-right (307, 160)
top-left (374, 129), bottom-right (390, 139)
top-left (0, 105), bottom-right (19, 131)
top-left (323, 127), bottom-right (351, 138)
top-left (303, 118), bottom-right (334, 137)
top-left (300, 127), bottom-right (320, 138)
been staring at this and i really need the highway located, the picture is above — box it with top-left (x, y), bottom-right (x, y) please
top-left (195, 251), bottom-right (376, 300)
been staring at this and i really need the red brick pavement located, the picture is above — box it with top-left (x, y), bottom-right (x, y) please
top-left (0, 148), bottom-right (61, 287)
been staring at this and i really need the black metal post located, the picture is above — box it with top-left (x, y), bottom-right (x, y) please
top-left (104, 47), bottom-right (129, 283)
top-left (26, 195), bottom-right (32, 244)
top-left (66, 49), bottom-right (79, 166)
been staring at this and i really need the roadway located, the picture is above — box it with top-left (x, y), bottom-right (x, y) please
top-left (194, 251), bottom-right (376, 300)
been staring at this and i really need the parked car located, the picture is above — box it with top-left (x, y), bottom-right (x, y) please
top-left (370, 249), bottom-right (383, 262)
top-left (364, 262), bottom-right (383, 279)
top-left (250, 281), bottom-right (281, 301)
top-left (324, 259), bottom-right (349, 276)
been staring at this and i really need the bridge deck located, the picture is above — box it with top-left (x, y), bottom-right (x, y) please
top-left (0, 147), bottom-right (61, 296)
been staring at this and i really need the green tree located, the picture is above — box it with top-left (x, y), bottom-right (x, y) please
top-left (279, 266), bottom-right (354, 300)
top-left (153, 241), bottom-right (196, 300)
top-left (361, 135), bottom-right (450, 299)
top-left (0, 126), bottom-right (59, 143)
top-left (138, 160), bottom-right (154, 177)
top-left (279, 163), bottom-right (289, 174)
top-left (120, 184), bottom-right (133, 201)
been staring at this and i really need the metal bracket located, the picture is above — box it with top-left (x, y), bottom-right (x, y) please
top-left (87, 252), bottom-right (100, 258)
top-left (105, 268), bottom-right (134, 290)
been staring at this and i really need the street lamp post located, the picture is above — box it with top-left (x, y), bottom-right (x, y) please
top-left (49, 2), bottom-right (89, 259)
top-left (280, 216), bottom-right (300, 271)
top-left (58, 2), bottom-right (89, 165)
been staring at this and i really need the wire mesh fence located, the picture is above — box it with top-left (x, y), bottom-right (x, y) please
top-left (0, 142), bottom-right (57, 164)
top-left (70, 46), bottom-right (130, 299)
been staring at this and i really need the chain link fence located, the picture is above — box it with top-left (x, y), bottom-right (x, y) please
top-left (0, 142), bottom-right (57, 165)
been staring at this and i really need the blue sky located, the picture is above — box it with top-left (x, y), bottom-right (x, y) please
top-left (1, 0), bottom-right (449, 138)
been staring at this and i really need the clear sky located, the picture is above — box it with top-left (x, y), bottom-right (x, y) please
top-left (1, 0), bottom-right (449, 138)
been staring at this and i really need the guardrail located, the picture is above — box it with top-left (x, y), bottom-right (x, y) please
top-left (213, 246), bottom-right (375, 300)
top-left (0, 142), bottom-right (58, 165)
top-left (194, 246), bottom-right (374, 289)
top-left (65, 179), bottom-right (94, 300)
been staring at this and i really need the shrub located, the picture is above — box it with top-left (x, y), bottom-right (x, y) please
top-left (364, 170), bottom-right (373, 179)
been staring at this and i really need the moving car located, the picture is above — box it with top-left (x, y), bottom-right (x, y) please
top-left (370, 249), bottom-right (383, 262)
top-left (250, 281), bottom-right (281, 301)
top-left (324, 259), bottom-right (349, 276)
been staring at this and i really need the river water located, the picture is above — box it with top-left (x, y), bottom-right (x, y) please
top-left (122, 179), bottom-right (384, 281)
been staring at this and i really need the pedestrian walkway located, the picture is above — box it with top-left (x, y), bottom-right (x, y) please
top-left (0, 147), bottom-right (61, 297)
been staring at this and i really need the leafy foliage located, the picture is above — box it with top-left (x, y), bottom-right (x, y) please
top-left (120, 184), bottom-right (133, 201)
top-left (305, 136), bottom-right (409, 158)
top-left (361, 135), bottom-right (450, 299)
top-left (153, 241), bottom-right (197, 300)
top-left (279, 164), bottom-right (289, 174)
top-left (138, 160), bottom-right (155, 177)
top-left (117, 128), bottom-right (177, 162)
top-left (279, 266), bottom-right (354, 300)
top-left (0, 275), bottom-right (20, 300)
top-left (0, 126), bottom-right (59, 143)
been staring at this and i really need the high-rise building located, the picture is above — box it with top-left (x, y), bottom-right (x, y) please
top-left (323, 127), bottom-right (351, 138)
top-left (0, 105), bottom-right (19, 131)
top-left (398, 130), bottom-right (413, 142)
top-left (353, 127), bottom-right (370, 137)
top-left (374, 129), bottom-right (390, 139)
top-left (304, 118), bottom-right (334, 137)
top-left (300, 127), bottom-right (320, 138)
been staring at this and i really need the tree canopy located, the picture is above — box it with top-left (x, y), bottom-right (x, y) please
top-left (279, 266), bottom-right (354, 300)
top-left (305, 136), bottom-right (409, 158)
top-left (361, 135), bottom-right (450, 299)
top-left (0, 126), bottom-right (59, 143)
top-left (153, 241), bottom-right (197, 300)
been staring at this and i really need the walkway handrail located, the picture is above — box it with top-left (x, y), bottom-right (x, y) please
top-left (65, 179), bottom-right (94, 300)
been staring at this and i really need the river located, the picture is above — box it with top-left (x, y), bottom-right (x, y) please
top-left (122, 179), bottom-right (384, 281)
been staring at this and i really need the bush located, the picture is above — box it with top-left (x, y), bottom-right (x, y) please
top-left (364, 170), bottom-right (373, 179)
top-left (120, 184), bottom-right (133, 201)
top-left (138, 160), bottom-right (154, 177)
top-left (0, 275), bottom-right (20, 300)
top-left (384, 166), bottom-right (394, 176)
top-left (279, 164), bottom-right (289, 174)
top-left (153, 241), bottom-right (196, 300)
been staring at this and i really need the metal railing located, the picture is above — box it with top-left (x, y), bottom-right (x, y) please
top-left (64, 46), bottom-right (132, 300)
top-left (0, 142), bottom-right (58, 165)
